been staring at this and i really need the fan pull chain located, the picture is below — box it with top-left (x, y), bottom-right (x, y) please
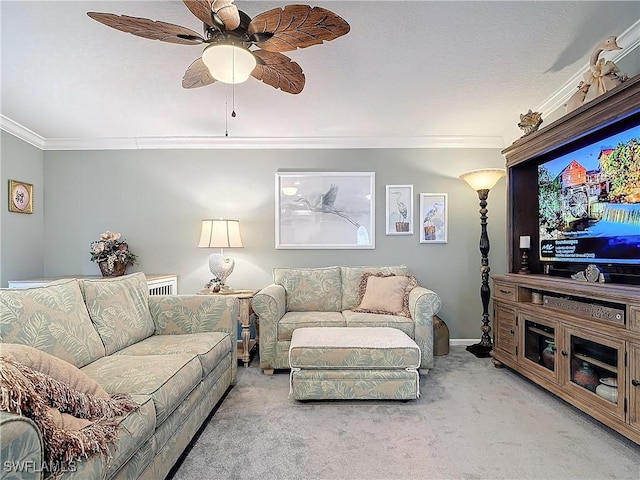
top-left (231, 48), bottom-right (237, 118)
top-left (225, 87), bottom-right (229, 137)
top-left (224, 85), bottom-right (237, 137)
top-left (232, 83), bottom-right (237, 118)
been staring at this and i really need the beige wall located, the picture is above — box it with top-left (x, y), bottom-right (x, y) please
top-left (2, 135), bottom-right (507, 340)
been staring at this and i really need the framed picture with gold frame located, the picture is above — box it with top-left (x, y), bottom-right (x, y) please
top-left (8, 179), bottom-right (33, 214)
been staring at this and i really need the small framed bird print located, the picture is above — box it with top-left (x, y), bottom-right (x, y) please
top-left (420, 193), bottom-right (448, 244)
top-left (385, 185), bottom-right (413, 235)
top-left (8, 179), bottom-right (33, 214)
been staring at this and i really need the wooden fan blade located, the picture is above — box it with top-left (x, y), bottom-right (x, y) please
top-left (251, 50), bottom-right (305, 94)
top-left (212, 0), bottom-right (240, 30)
top-left (182, 0), bottom-right (214, 27)
top-left (247, 5), bottom-right (350, 52)
top-left (182, 58), bottom-right (216, 89)
top-left (87, 12), bottom-right (204, 45)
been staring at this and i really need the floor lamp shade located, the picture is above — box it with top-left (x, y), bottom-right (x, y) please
top-left (198, 219), bottom-right (243, 289)
top-left (459, 168), bottom-right (505, 191)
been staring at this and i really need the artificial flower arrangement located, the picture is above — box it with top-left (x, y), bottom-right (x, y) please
top-left (90, 231), bottom-right (138, 274)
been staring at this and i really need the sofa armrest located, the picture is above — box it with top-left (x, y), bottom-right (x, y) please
top-left (149, 295), bottom-right (238, 338)
top-left (409, 286), bottom-right (442, 370)
top-left (409, 286), bottom-right (442, 323)
top-left (251, 284), bottom-right (286, 371)
top-left (0, 411), bottom-right (44, 480)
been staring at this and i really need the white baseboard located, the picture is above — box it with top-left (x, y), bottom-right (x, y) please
top-left (450, 339), bottom-right (479, 346)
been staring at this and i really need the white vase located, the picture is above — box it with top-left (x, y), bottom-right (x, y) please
top-left (595, 378), bottom-right (618, 403)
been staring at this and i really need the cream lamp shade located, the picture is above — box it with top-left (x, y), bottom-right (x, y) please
top-left (198, 218), bottom-right (244, 249)
top-left (198, 219), bottom-right (243, 290)
top-left (459, 168), bottom-right (506, 191)
top-left (201, 44), bottom-right (256, 84)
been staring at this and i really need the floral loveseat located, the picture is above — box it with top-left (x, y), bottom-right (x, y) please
top-left (0, 273), bottom-right (237, 480)
top-left (251, 265), bottom-right (442, 374)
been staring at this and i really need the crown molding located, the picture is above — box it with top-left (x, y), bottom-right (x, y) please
top-left (3, 132), bottom-right (505, 151)
top-left (130, 135), bottom-right (505, 150)
top-left (0, 115), bottom-right (45, 149)
top-left (0, 110), bottom-right (504, 150)
top-left (535, 20), bottom-right (640, 117)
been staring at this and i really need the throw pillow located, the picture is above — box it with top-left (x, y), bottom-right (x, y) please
top-left (1, 343), bottom-right (109, 398)
top-left (353, 273), bottom-right (417, 317)
top-left (0, 352), bottom-right (138, 476)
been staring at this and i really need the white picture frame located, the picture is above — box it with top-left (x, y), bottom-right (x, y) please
top-left (419, 193), bottom-right (448, 243)
top-left (385, 185), bottom-right (413, 235)
top-left (275, 172), bottom-right (375, 249)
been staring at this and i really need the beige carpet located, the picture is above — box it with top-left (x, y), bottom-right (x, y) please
top-left (169, 346), bottom-right (640, 480)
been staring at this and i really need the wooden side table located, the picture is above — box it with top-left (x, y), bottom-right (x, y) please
top-left (199, 289), bottom-right (259, 367)
top-left (234, 291), bottom-right (259, 368)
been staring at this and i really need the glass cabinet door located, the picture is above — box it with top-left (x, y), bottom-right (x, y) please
top-left (519, 313), bottom-right (559, 383)
top-left (563, 327), bottom-right (625, 419)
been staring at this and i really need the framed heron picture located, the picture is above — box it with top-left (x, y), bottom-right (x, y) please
top-left (419, 193), bottom-right (448, 243)
top-left (275, 171), bottom-right (375, 249)
top-left (385, 185), bottom-right (413, 235)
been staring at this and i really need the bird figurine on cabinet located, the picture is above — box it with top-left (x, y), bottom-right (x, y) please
top-left (566, 35), bottom-right (629, 113)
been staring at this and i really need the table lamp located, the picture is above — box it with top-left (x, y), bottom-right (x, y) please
top-left (198, 218), bottom-right (244, 292)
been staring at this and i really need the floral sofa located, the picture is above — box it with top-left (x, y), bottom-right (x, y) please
top-left (0, 273), bottom-right (237, 480)
top-left (251, 265), bottom-right (442, 374)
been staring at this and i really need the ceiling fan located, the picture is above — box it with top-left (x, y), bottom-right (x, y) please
top-left (87, 0), bottom-right (350, 94)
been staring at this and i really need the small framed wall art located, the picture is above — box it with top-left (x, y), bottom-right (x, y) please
top-left (419, 193), bottom-right (448, 243)
top-left (385, 185), bottom-right (413, 235)
top-left (8, 179), bottom-right (33, 214)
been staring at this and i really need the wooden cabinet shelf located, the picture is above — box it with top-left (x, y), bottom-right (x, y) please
top-left (527, 325), bottom-right (554, 339)
top-left (573, 353), bottom-right (617, 374)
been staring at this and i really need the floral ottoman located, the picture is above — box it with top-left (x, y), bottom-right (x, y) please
top-left (288, 327), bottom-right (421, 400)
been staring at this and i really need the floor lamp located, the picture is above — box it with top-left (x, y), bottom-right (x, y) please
top-left (459, 168), bottom-right (506, 358)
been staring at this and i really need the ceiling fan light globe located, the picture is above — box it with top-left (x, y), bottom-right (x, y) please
top-left (202, 44), bottom-right (256, 84)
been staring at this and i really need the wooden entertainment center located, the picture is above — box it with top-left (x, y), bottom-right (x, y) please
top-left (493, 74), bottom-right (640, 444)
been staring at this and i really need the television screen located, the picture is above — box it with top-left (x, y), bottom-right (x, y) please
top-left (538, 124), bottom-right (640, 264)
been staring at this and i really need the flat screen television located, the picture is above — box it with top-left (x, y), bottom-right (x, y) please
top-left (537, 121), bottom-right (640, 284)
